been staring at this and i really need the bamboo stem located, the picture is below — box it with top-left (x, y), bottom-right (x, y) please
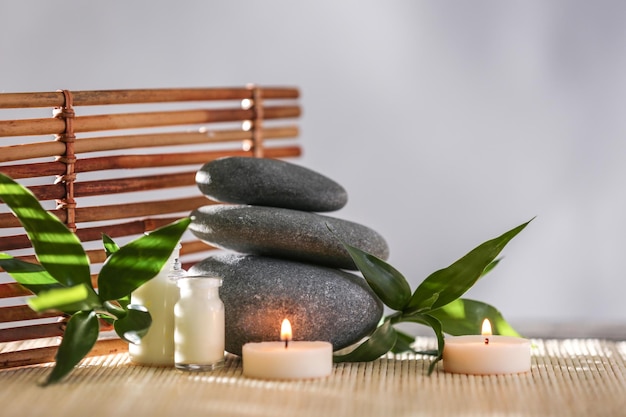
top-left (0, 145), bottom-right (301, 179)
top-left (0, 105), bottom-right (300, 137)
top-left (0, 338), bottom-right (128, 369)
top-left (0, 216), bottom-right (187, 251)
top-left (0, 87), bottom-right (299, 109)
top-left (0, 345), bottom-right (59, 368)
top-left (19, 171), bottom-right (196, 201)
top-left (74, 171), bottom-right (196, 197)
top-left (181, 240), bottom-right (217, 256)
top-left (71, 196), bottom-right (210, 224)
top-left (0, 305), bottom-right (59, 323)
top-left (0, 239), bottom-right (217, 280)
top-left (0, 282), bottom-right (29, 298)
top-left (0, 322), bottom-right (64, 343)
top-left (0, 125), bottom-right (298, 163)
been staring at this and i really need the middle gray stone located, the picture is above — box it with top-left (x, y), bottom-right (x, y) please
top-left (189, 204), bottom-right (389, 270)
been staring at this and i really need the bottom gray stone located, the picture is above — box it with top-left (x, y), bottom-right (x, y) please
top-left (189, 253), bottom-right (384, 356)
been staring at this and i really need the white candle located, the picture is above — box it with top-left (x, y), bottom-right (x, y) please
top-left (242, 319), bottom-right (333, 380)
top-left (443, 319), bottom-right (531, 375)
top-left (129, 245), bottom-right (183, 366)
top-left (174, 276), bottom-right (225, 371)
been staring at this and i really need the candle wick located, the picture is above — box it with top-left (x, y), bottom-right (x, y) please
top-left (285, 339), bottom-right (289, 349)
top-left (484, 337), bottom-right (489, 345)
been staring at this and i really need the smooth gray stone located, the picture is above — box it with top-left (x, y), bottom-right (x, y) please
top-left (195, 156), bottom-right (348, 212)
top-left (189, 205), bottom-right (389, 270)
top-left (188, 253), bottom-right (384, 356)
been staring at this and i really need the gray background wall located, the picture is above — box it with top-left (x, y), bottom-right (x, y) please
top-left (2, 1), bottom-right (625, 330)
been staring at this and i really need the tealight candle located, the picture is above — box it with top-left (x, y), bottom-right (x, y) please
top-left (242, 319), bottom-right (333, 380)
top-left (443, 319), bottom-right (531, 375)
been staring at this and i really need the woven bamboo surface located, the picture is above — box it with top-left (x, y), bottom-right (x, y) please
top-left (1, 337), bottom-right (624, 417)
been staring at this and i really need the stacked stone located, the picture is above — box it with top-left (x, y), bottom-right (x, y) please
top-left (189, 157), bottom-right (390, 356)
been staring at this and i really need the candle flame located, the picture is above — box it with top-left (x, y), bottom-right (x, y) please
top-left (481, 318), bottom-right (493, 336)
top-left (280, 318), bottom-right (293, 341)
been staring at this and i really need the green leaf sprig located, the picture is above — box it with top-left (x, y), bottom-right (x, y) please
top-left (332, 219), bottom-right (532, 373)
top-left (0, 173), bottom-right (190, 385)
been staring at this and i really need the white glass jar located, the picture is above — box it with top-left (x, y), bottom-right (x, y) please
top-left (174, 276), bottom-right (225, 371)
top-left (128, 244), bottom-right (185, 366)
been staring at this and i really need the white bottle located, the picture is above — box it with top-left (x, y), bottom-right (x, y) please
top-left (174, 276), bottom-right (225, 371)
top-left (129, 244), bottom-right (185, 366)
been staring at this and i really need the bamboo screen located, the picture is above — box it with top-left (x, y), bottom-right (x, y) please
top-left (0, 86), bottom-right (301, 368)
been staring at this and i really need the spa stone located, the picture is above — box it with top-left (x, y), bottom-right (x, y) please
top-left (189, 204), bottom-right (389, 270)
top-left (195, 157), bottom-right (348, 212)
top-left (189, 253), bottom-right (384, 356)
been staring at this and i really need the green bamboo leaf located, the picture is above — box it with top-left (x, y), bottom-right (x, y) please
top-left (429, 298), bottom-right (521, 337)
top-left (103, 300), bottom-right (127, 319)
top-left (0, 174), bottom-right (91, 287)
top-left (113, 304), bottom-right (152, 344)
top-left (27, 284), bottom-right (101, 313)
top-left (42, 310), bottom-right (100, 386)
top-left (415, 349), bottom-right (439, 357)
top-left (333, 320), bottom-right (397, 363)
top-left (421, 314), bottom-right (444, 375)
top-left (338, 241), bottom-right (412, 310)
top-left (117, 294), bottom-right (131, 309)
top-left (102, 234), bottom-right (120, 258)
top-left (398, 313), bottom-right (445, 374)
top-left (406, 219), bottom-right (533, 313)
top-left (0, 254), bottom-right (62, 294)
top-left (390, 329), bottom-right (417, 354)
top-left (97, 217), bottom-right (190, 301)
top-left (481, 258), bottom-right (501, 277)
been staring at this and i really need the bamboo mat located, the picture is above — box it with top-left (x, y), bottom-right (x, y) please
top-left (1, 338), bottom-right (625, 417)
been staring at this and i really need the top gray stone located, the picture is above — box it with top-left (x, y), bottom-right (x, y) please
top-left (195, 157), bottom-right (348, 212)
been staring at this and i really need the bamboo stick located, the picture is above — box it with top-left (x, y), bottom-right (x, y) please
top-left (76, 146), bottom-right (301, 172)
top-left (0, 87), bottom-right (299, 109)
top-left (0, 305), bottom-right (59, 323)
top-left (0, 234), bottom-right (31, 251)
top-left (0, 160), bottom-right (65, 178)
top-left (0, 196), bottom-right (214, 231)
top-left (0, 322), bottom-right (64, 343)
top-left (0, 145), bottom-right (301, 181)
top-left (16, 171), bottom-right (196, 201)
top-left (6, 240), bottom-right (216, 266)
top-left (78, 239), bottom-right (217, 266)
top-left (181, 240), bottom-right (217, 256)
top-left (0, 126), bottom-right (299, 163)
top-left (0, 345), bottom-right (59, 368)
top-left (74, 171), bottom-right (196, 197)
top-left (0, 249), bottom-right (107, 266)
top-left (20, 183), bottom-right (65, 201)
top-left (0, 212), bottom-right (24, 228)
top-left (0, 216), bottom-right (184, 251)
top-left (71, 196), bottom-right (210, 224)
top-left (0, 239), bottom-right (218, 279)
top-left (76, 217), bottom-right (183, 243)
top-left (0, 105), bottom-right (301, 137)
top-left (0, 282), bottom-right (29, 298)
top-left (0, 338), bottom-right (127, 369)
